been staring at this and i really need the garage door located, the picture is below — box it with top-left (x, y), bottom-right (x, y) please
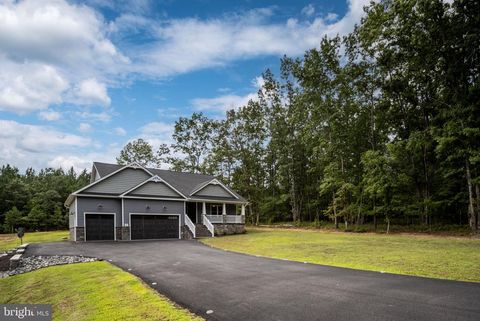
top-left (131, 215), bottom-right (179, 240)
top-left (85, 214), bottom-right (114, 241)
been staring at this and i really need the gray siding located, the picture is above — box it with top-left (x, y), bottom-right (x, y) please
top-left (128, 181), bottom-right (182, 198)
top-left (68, 198), bottom-right (76, 228)
top-left (76, 197), bottom-right (122, 227)
top-left (123, 199), bottom-right (185, 225)
top-left (194, 184), bottom-right (235, 198)
top-left (82, 168), bottom-right (150, 194)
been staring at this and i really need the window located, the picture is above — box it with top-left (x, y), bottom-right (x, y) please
top-left (210, 204), bottom-right (222, 215)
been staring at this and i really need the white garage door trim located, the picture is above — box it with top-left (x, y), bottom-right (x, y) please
top-left (84, 212), bottom-right (116, 241)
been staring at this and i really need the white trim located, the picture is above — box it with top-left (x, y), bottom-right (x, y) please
top-left (189, 197), bottom-right (246, 204)
top-left (122, 196), bottom-right (186, 201)
top-left (121, 198), bottom-right (125, 227)
top-left (74, 198), bottom-right (78, 241)
top-left (71, 193), bottom-right (246, 204)
top-left (190, 178), bottom-right (239, 199)
top-left (72, 194), bottom-right (119, 199)
top-left (119, 175), bottom-right (187, 199)
top-left (71, 162), bottom-right (153, 196)
top-left (184, 214), bottom-right (196, 238)
top-left (129, 212), bottom-right (181, 240)
top-left (84, 212), bottom-right (116, 242)
top-left (75, 198), bottom-right (78, 227)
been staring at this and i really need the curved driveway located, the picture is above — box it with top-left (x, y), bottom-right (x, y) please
top-left (26, 240), bottom-right (480, 321)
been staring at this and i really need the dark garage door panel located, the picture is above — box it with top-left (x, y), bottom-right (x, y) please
top-left (85, 214), bottom-right (114, 241)
top-left (131, 215), bottom-right (179, 240)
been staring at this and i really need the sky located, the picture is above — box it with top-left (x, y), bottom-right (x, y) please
top-left (0, 0), bottom-right (369, 172)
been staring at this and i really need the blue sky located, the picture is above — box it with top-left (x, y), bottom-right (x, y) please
top-left (0, 0), bottom-right (367, 172)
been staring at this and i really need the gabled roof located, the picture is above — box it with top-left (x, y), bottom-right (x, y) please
top-left (82, 162), bottom-right (247, 203)
top-left (190, 178), bottom-right (239, 199)
top-left (120, 175), bottom-right (186, 199)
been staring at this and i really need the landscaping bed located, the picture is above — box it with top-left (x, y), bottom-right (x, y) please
top-left (1, 255), bottom-right (97, 278)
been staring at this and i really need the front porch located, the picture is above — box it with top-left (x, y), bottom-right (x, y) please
top-left (184, 201), bottom-right (246, 238)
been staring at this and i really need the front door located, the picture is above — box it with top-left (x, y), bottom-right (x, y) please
top-left (186, 202), bottom-right (197, 223)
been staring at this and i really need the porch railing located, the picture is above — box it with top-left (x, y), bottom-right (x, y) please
top-left (205, 214), bottom-right (245, 224)
top-left (225, 215), bottom-right (245, 224)
top-left (205, 215), bottom-right (223, 223)
top-left (184, 215), bottom-right (196, 238)
top-left (202, 215), bottom-right (215, 237)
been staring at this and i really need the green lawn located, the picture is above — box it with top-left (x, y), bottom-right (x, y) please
top-left (0, 261), bottom-right (202, 321)
top-left (0, 231), bottom-right (69, 252)
top-left (202, 227), bottom-right (480, 282)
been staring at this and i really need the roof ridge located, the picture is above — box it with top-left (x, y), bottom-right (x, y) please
top-left (93, 161), bottom-right (214, 178)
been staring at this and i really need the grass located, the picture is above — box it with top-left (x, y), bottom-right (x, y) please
top-left (0, 231), bottom-right (69, 252)
top-left (0, 261), bottom-right (202, 321)
top-left (202, 227), bottom-right (480, 282)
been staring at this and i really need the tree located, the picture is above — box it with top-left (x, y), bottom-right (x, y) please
top-left (50, 206), bottom-right (66, 229)
top-left (4, 207), bottom-right (23, 233)
top-left (117, 139), bottom-right (155, 167)
top-left (169, 112), bottom-right (215, 173)
top-left (27, 206), bottom-right (47, 231)
top-left (155, 143), bottom-right (171, 168)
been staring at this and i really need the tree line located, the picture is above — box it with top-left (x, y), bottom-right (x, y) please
top-left (118, 0), bottom-right (480, 232)
top-left (0, 165), bottom-right (89, 232)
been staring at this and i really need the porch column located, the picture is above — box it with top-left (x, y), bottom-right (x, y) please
top-left (241, 204), bottom-right (246, 224)
top-left (222, 203), bottom-right (227, 223)
top-left (202, 202), bottom-right (207, 224)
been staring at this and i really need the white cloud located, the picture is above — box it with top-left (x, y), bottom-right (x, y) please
top-left (191, 93), bottom-right (258, 113)
top-left (0, 120), bottom-right (90, 153)
top-left (0, 119), bottom-right (92, 170)
top-left (75, 111), bottom-right (112, 122)
top-left (47, 155), bottom-right (92, 173)
top-left (137, 121), bottom-right (175, 153)
top-left (114, 127), bottom-right (126, 136)
top-left (0, 0), bottom-right (368, 114)
top-left (140, 122), bottom-right (174, 136)
top-left (0, 0), bottom-right (126, 114)
top-left (0, 119), bottom-right (124, 172)
top-left (125, 0), bottom-right (369, 78)
top-left (301, 4), bottom-right (315, 17)
top-left (38, 109), bottom-right (61, 121)
top-left (252, 76), bottom-right (265, 89)
top-left (0, 63), bottom-right (68, 114)
top-left (325, 12), bottom-right (339, 22)
top-left (78, 122), bottom-right (92, 133)
top-left (73, 78), bottom-right (111, 106)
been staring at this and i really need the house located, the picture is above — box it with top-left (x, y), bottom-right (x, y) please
top-left (65, 162), bottom-right (247, 241)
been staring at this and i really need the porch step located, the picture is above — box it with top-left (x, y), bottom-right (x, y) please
top-left (195, 224), bottom-right (213, 238)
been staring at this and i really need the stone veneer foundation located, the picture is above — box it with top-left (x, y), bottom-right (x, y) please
top-left (214, 224), bottom-right (246, 236)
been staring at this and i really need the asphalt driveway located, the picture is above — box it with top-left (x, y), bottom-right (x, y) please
top-left (26, 240), bottom-right (480, 321)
